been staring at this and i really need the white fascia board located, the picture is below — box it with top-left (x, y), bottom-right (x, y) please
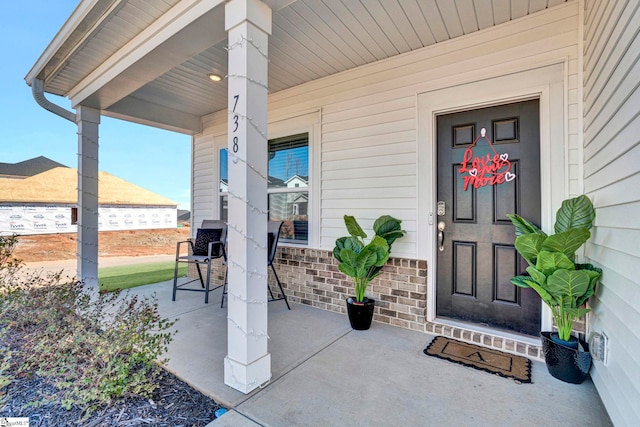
top-left (263, 0), bottom-right (298, 11)
top-left (25, 0), bottom-right (103, 85)
top-left (68, 0), bottom-right (225, 108)
top-left (105, 96), bottom-right (202, 134)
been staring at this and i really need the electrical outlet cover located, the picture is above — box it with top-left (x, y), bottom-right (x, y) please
top-left (589, 331), bottom-right (608, 365)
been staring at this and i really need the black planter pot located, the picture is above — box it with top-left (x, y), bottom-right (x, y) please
top-left (541, 331), bottom-right (592, 384)
top-left (346, 297), bottom-right (375, 330)
top-left (549, 332), bottom-right (579, 349)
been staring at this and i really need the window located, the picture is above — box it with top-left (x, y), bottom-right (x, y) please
top-left (219, 148), bottom-right (229, 222)
top-left (220, 133), bottom-right (309, 244)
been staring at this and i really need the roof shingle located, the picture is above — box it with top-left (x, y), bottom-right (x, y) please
top-left (0, 167), bottom-right (176, 206)
top-left (0, 156), bottom-right (67, 177)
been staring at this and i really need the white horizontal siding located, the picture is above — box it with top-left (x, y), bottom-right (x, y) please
top-left (194, 3), bottom-right (580, 260)
top-left (323, 142), bottom-right (416, 162)
top-left (191, 133), bottom-right (216, 235)
top-left (323, 153), bottom-right (416, 171)
top-left (320, 102), bottom-right (417, 257)
top-left (590, 228), bottom-right (640, 259)
top-left (321, 97), bottom-right (415, 123)
top-left (595, 201), bottom-right (640, 229)
top-left (585, 143), bottom-right (640, 192)
top-left (321, 217), bottom-right (417, 230)
top-left (323, 119), bottom-right (415, 143)
top-left (589, 268), bottom-right (640, 424)
top-left (322, 187), bottom-right (417, 200)
top-left (316, 3), bottom-right (580, 257)
top-left (322, 107), bottom-right (415, 135)
top-left (588, 173), bottom-right (640, 207)
top-left (583, 0), bottom-right (640, 425)
top-left (322, 165), bottom-right (414, 181)
top-left (322, 175), bottom-right (416, 190)
top-left (323, 130), bottom-right (416, 153)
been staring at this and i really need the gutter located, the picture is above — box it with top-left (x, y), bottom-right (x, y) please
top-left (31, 78), bottom-right (76, 123)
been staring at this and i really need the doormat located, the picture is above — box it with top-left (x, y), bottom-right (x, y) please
top-left (423, 336), bottom-right (531, 383)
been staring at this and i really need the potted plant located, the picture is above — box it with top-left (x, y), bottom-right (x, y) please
top-left (508, 195), bottom-right (601, 383)
top-left (333, 215), bottom-right (405, 330)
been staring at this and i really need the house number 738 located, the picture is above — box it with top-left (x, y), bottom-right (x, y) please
top-left (232, 94), bottom-right (239, 153)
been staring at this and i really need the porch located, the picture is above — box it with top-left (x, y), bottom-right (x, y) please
top-left (139, 277), bottom-right (610, 426)
top-left (25, 0), bottom-right (639, 421)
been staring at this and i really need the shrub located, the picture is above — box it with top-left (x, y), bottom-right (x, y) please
top-left (0, 234), bottom-right (176, 417)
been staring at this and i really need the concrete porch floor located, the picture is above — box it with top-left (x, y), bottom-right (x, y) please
top-left (132, 278), bottom-right (611, 427)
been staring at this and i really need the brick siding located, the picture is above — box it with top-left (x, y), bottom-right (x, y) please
top-left (189, 245), bottom-right (547, 360)
top-left (273, 247), bottom-right (428, 331)
top-left (272, 246), bottom-right (544, 360)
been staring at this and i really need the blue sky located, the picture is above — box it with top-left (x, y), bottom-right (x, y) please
top-left (0, 1), bottom-right (191, 209)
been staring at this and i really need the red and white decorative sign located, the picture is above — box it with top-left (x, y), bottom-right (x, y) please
top-left (459, 128), bottom-right (516, 191)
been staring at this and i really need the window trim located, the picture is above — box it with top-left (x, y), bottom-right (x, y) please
top-left (219, 134), bottom-right (310, 244)
top-left (215, 111), bottom-right (319, 247)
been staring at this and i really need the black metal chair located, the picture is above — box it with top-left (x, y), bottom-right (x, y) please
top-left (172, 220), bottom-right (227, 304)
top-left (221, 220), bottom-right (290, 309)
top-left (268, 220), bottom-right (291, 310)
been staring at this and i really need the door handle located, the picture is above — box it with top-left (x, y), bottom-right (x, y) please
top-left (437, 221), bottom-right (446, 252)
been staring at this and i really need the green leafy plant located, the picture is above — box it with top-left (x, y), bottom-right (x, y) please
top-left (0, 234), bottom-right (22, 285)
top-left (0, 234), bottom-right (176, 418)
top-left (508, 195), bottom-right (602, 342)
top-left (333, 215), bottom-right (405, 302)
top-left (0, 327), bottom-right (12, 402)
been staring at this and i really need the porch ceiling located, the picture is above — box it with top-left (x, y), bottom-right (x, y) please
top-left (27, 0), bottom-right (570, 134)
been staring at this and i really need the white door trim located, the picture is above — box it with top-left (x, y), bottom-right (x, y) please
top-left (417, 61), bottom-right (568, 335)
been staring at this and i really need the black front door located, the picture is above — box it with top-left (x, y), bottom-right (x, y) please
top-left (436, 100), bottom-right (541, 336)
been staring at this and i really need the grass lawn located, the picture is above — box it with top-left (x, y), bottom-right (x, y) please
top-left (99, 261), bottom-right (187, 292)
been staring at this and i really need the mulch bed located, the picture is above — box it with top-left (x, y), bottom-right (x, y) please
top-left (0, 330), bottom-right (224, 427)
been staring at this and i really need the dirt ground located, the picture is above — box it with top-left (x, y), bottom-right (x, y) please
top-left (12, 227), bottom-right (191, 263)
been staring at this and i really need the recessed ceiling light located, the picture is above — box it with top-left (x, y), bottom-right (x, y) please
top-left (208, 73), bottom-right (222, 82)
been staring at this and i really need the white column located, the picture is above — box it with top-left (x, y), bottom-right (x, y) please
top-left (76, 105), bottom-right (100, 288)
top-left (224, 0), bottom-right (272, 394)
